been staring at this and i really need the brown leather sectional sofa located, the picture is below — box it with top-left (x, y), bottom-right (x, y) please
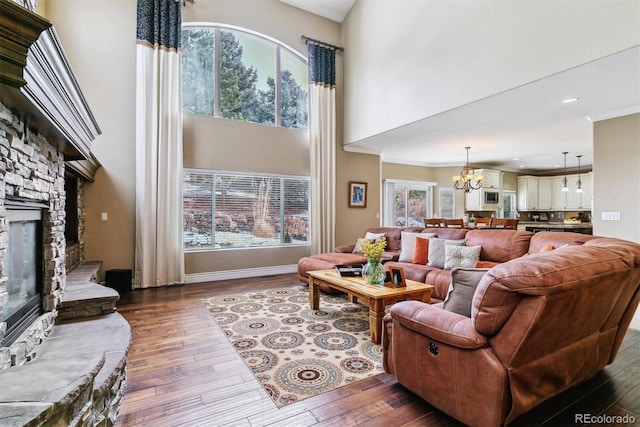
top-left (297, 226), bottom-right (640, 426)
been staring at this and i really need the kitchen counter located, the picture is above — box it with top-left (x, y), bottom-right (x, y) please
top-left (518, 221), bottom-right (593, 234)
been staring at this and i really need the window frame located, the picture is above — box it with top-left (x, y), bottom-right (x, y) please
top-left (182, 23), bottom-right (308, 129)
top-left (183, 168), bottom-right (311, 252)
top-left (383, 179), bottom-right (436, 227)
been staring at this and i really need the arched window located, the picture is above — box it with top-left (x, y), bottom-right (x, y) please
top-left (182, 24), bottom-right (308, 129)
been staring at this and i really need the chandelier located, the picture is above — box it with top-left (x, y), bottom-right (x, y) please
top-left (452, 147), bottom-right (483, 193)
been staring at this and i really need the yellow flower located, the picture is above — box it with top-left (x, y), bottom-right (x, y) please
top-left (359, 236), bottom-right (387, 261)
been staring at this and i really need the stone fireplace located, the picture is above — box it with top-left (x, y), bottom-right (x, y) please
top-left (0, 108), bottom-right (67, 365)
top-left (0, 1), bottom-right (131, 425)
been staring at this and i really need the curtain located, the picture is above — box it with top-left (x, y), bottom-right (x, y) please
top-left (135, 0), bottom-right (185, 288)
top-left (308, 42), bottom-right (337, 254)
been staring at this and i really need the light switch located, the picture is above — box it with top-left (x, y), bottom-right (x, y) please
top-left (601, 212), bottom-right (621, 221)
top-left (101, 212), bottom-right (108, 221)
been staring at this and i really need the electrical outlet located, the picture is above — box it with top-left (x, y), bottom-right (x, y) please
top-left (101, 212), bottom-right (108, 221)
top-left (601, 212), bottom-right (621, 221)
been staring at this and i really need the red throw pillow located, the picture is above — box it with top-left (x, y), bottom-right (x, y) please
top-left (413, 237), bottom-right (430, 264)
top-left (475, 261), bottom-right (499, 268)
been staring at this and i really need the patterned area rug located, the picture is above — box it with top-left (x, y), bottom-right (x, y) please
top-left (202, 285), bottom-right (383, 407)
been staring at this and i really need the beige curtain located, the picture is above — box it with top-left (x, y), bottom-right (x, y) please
top-left (308, 42), bottom-right (337, 254)
top-left (134, 0), bottom-right (185, 288)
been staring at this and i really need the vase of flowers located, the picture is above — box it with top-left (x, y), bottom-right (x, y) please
top-left (359, 236), bottom-right (387, 285)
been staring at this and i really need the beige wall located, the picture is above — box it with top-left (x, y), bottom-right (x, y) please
top-left (593, 113), bottom-right (640, 329)
top-left (43, 0), bottom-right (137, 277)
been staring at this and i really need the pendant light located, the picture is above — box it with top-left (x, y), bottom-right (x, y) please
top-left (576, 155), bottom-right (583, 193)
top-left (561, 152), bottom-right (570, 192)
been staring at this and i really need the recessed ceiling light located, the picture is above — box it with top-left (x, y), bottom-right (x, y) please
top-left (512, 158), bottom-right (519, 161)
top-left (519, 165), bottom-right (525, 168)
top-left (562, 97), bottom-right (580, 103)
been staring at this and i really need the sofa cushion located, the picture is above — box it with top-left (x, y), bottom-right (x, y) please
top-left (443, 268), bottom-right (489, 317)
top-left (428, 238), bottom-right (466, 269)
top-left (413, 236), bottom-right (431, 264)
top-left (465, 229), bottom-right (532, 263)
top-left (444, 245), bottom-right (482, 269)
top-left (353, 232), bottom-right (385, 253)
top-left (399, 232), bottom-right (436, 262)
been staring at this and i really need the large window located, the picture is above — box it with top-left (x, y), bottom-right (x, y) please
top-left (182, 25), bottom-right (308, 129)
top-left (383, 180), bottom-right (435, 227)
top-left (183, 170), bottom-right (310, 250)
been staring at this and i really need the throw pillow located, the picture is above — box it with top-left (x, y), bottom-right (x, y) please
top-left (397, 232), bottom-right (421, 262)
top-left (539, 244), bottom-right (555, 252)
top-left (398, 232), bottom-right (437, 262)
top-left (475, 260), bottom-right (499, 268)
top-left (353, 232), bottom-right (385, 253)
top-left (427, 238), bottom-right (466, 269)
top-left (444, 245), bottom-right (482, 270)
top-left (443, 268), bottom-right (490, 317)
top-left (413, 235), bottom-right (432, 264)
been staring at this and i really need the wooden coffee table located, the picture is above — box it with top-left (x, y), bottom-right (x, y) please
top-left (307, 269), bottom-right (434, 344)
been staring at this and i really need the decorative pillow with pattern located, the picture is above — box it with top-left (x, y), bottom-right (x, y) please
top-left (427, 238), bottom-right (466, 269)
top-left (444, 245), bottom-right (482, 270)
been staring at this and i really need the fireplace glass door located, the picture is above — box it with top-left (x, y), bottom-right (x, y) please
top-left (3, 207), bottom-right (43, 346)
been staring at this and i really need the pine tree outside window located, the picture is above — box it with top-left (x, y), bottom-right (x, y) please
top-left (182, 25), bottom-right (308, 129)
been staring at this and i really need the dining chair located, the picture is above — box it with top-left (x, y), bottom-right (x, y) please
top-left (504, 219), bottom-right (519, 229)
top-left (492, 218), bottom-right (507, 228)
top-left (424, 218), bottom-right (443, 228)
top-left (444, 218), bottom-right (464, 228)
top-left (474, 217), bottom-right (492, 228)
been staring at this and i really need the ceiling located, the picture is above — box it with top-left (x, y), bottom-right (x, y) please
top-left (280, 0), bottom-right (640, 174)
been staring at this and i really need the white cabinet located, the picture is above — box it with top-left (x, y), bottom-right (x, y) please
top-left (517, 176), bottom-right (538, 211)
top-left (537, 177), bottom-right (553, 210)
top-left (567, 173), bottom-right (592, 210)
top-left (482, 170), bottom-right (500, 188)
top-left (579, 173), bottom-right (592, 210)
top-left (465, 187), bottom-right (482, 210)
top-left (551, 176), bottom-right (567, 210)
top-left (551, 173), bottom-right (592, 210)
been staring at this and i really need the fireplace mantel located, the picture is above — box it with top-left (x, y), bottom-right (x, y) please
top-left (0, 0), bottom-right (101, 175)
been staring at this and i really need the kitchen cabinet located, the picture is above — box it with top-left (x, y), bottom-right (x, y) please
top-left (551, 173), bottom-right (592, 210)
top-left (481, 170), bottom-right (500, 188)
top-left (517, 176), bottom-right (538, 211)
top-left (537, 177), bottom-right (553, 210)
top-left (465, 187), bottom-right (482, 210)
top-left (551, 176), bottom-right (567, 210)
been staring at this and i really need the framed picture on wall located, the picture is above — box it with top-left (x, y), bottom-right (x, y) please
top-left (349, 181), bottom-right (367, 208)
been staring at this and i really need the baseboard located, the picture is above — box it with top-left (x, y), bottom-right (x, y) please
top-left (185, 264), bottom-right (298, 284)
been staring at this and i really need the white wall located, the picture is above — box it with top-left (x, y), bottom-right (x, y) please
top-left (593, 113), bottom-right (640, 330)
top-left (342, 0), bottom-right (640, 144)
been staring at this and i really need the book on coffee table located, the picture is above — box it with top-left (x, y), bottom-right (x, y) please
top-left (335, 264), bottom-right (363, 277)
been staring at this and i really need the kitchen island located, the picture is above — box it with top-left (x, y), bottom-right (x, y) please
top-left (518, 221), bottom-right (593, 235)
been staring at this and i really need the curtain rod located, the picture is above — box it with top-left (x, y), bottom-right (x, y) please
top-left (301, 35), bottom-right (344, 52)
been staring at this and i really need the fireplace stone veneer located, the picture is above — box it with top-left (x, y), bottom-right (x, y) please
top-left (0, 102), bottom-right (66, 367)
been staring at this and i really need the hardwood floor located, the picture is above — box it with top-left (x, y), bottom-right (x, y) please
top-left (115, 273), bottom-right (640, 426)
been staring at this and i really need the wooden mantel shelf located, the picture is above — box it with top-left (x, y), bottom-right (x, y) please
top-left (0, 0), bottom-right (101, 173)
